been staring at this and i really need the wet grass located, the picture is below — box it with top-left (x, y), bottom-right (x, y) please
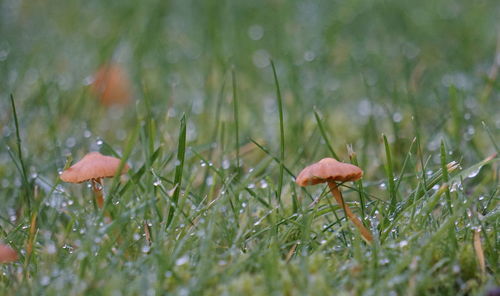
top-left (1, 0), bottom-right (499, 295)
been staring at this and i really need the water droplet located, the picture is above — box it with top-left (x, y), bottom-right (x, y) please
top-left (40, 276), bottom-right (50, 286)
top-left (47, 244), bottom-right (56, 254)
top-left (65, 137), bottom-right (76, 148)
top-left (248, 25), bottom-right (264, 40)
top-left (252, 49), bottom-right (270, 68)
top-left (141, 245), bottom-right (151, 253)
top-left (167, 108), bottom-right (177, 118)
top-left (218, 260), bottom-right (227, 266)
top-left (466, 126), bottom-right (475, 135)
top-left (175, 255), bottom-right (189, 266)
top-left (96, 139), bottom-right (103, 146)
top-left (379, 183), bottom-right (387, 190)
top-left (303, 51), bottom-right (316, 62)
top-left (392, 112), bottom-right (403, 123)
top-left (467, 167), bottom-right (482, 179)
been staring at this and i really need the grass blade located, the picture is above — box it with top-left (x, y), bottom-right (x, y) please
top-left (166, 114), bottom-right (187, 228)
top-left (383, 134), bottom-right (396, 215)
top-left (10, 94), bottom-right (31, 214)
top-left (271, 60), bottom-right (285, 206)
top-left (314, 109), bottom-right (339, 160)
top-left (232, 69), bottom-right (240, 171)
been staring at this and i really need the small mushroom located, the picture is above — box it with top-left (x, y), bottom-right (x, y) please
top-left (296, 158), bottom-right (373, 242)
top-left (0, 244), bottom-right (18, 263)
top-left (90, 63), bottom-right (132, 106)
top-left (60, 152), bottom-right (129, 209)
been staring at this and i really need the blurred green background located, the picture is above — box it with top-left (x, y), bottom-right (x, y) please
top-left (0, 0), bottom-right (499, 295)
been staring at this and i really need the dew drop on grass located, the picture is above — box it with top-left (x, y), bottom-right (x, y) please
top-left (218, 260), bottom-right (227, 266)
top-left (252, 49), bottom-right (270, 68)
top-left (141, 245), bottom-right (151, 253)
top-left (478, 196), bottom-right (485, 201)
top-left (40, 276), bottom-right (50, 286)
top-left (200, 161), bottom-right (206, 167)
top-left (304, 51), bottom-right (316, 62)
top-left (467, 167), bottom-right (482, 179)
top-left (379, 183), bottom-right (387, 190)
top-left (248, 24), bottom-right (264, 40)
top-left (175, 255), bottom-right (189, 266)
top-left (133, 234), bottom-right (140, 241)
top-left (450, 182), bottom-right (463, 192)
top-left (392, 112), bottom-right (403, 122)
top-left (47, 244), bottom-right (57, 254)
top-left (65, 137), bottom-right (76, 148)
top-left (96, 139), bottom-right (103, 146)
top-left (260, 180), bottom-right (268, 188)
top-left (222, 159), bottom-right (230, 169)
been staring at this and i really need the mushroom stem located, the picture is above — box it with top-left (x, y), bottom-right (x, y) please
top-left (328, 181), bottom-right (373, 242)
top-left (91, 178), bottom-right (104, 209)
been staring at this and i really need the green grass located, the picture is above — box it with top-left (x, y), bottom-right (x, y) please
top-left (1, 0), bottom-right (499, 295)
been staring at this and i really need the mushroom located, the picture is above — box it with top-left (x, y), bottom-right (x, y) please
top-left (60, 152), bottom-right (129, 209)
top-left (90, 63), bottom-right (132, 106)
top-left (0, 244), bottom-right (18, 263)
top-left (296, 158), bottom-right (373, 242)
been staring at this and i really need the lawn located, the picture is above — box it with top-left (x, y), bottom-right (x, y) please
top-left (0, 0), bottom-right (499, 295)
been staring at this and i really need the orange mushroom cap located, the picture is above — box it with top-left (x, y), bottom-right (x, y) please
top-left (91, 63), bottom-right (132, 106)
top-left (296, 158), bottom-right (363, 186)
top-left (0, 244), bottom-right (18, 263)
top-left (60, 152), bottom-right (130, 183)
